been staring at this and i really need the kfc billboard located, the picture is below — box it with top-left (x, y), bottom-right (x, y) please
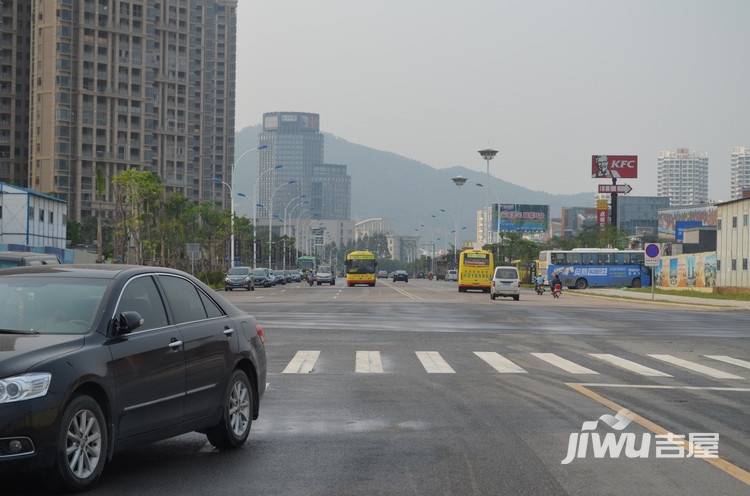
top-left (591, 155), bottom-right (638, 179)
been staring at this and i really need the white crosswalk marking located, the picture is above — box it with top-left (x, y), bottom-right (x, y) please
top-left (356, 351), bottom-right (384, 373)
top-left (282, 351), bottom-right (320, 374)
top-left (474, 352), bottom-right (527, 374)
top-left (648, 354), bottom-right (744, 380)
top-left (415, 351), bottom-right (455, 373)
top-left (589, 354), bottom-right (672, 377)
top-left (704, 355), bottom-right (750, 370)
top-left (530, 353), bottom-right (599, 374)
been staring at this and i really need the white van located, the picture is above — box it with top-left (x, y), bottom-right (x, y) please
top-left (446, 269), bottom-right (458, 281)
top-left (490, 266), bottom-right (520, 301)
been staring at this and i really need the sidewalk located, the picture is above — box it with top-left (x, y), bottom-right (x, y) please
top-left (571, 288), bottom-right (750, 310)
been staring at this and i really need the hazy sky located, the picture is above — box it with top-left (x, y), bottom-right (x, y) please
top-left (236, 0), bottom-right (749, 200)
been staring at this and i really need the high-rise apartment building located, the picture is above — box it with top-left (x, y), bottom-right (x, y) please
top-left (258, 112), bottom-right (351, 224)
top-left (657, 148), bottom-right (709, 207)
top-left (28, 0), bottom-right (237, 221)
top-left (0, 0), bottom-right (31, 185)
top-left (730, 146), bottom-right (750, 200)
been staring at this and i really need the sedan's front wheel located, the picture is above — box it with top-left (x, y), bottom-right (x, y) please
top-left (207, 370), bottom-right (253, 450)
top-left (52, 395), bottom-right (108, 492)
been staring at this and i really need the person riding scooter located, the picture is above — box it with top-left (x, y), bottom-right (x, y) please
top-left (551, 272), bottom-right (562, 298)
top-left (534, 274), bottom-right (545, 295)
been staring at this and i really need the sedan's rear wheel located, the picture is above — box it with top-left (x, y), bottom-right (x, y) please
top-left (52, 395), bottom-right (108, 492)
top-left (207, 370), bottom-right (253, 450)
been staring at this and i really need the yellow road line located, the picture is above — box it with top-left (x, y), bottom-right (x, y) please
top-left (566, 383), bottom-right (750, 487)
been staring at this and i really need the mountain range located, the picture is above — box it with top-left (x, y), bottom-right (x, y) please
top-left (233, 125), bottom-right (593, 241)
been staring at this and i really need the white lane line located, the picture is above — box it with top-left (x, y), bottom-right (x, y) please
top-left (572, 383), bottom-right (750, 391)
top-left (281, 350), bottom-right (320, 374)
top-left (416, 351), bottom-right (455, 373)
top-left (355, 351), bottom-right (384, 373)
top-left (255, 296), bottom-right (265, 299)
top-left (474, 352), bottom-right (527, 374)
top-left (589, 354), bottom-right (672, 377)
top-left (648, 354), bottom-right (744, 380)
top-left (704, 355), bottom-right (750, 370)
top-left (531, 353), bottom-right (599, 374)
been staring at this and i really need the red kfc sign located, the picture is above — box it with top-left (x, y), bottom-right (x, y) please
top-left (591, 155), bottom-right (638, 179)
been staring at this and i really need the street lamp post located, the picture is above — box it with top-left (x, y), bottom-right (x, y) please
top-left (213, 178), bottom-right (247, 268)
top-left (253, 161), bottom-right (281, 268)
top-left (268, 180), bottom-right (297, 269)
top-left (282, 195), bottom-right (305, 271)
top-left (478, 148), bottom-right (498, 243)
top-left (451, 176), bottom-right (467, 267)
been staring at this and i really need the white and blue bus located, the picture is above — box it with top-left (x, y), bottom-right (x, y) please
top-left (536, 248), bottom-right (651, 289)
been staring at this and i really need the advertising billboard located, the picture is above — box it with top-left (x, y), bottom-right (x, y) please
top-left (591, 155), bottom-right (638, 179)
top-left (494, 204), bottom-right (549, 233)
top-left (657, 206), bottom-right (717, 241)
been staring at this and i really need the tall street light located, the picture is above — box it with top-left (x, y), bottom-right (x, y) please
top-left (451, 175), bottom-right (467, 267)
top-left (268, 180), bottom-right (297, 268)
top-left (478, 148), bottom-right (499, 244)
top-left (282, 194), bottom-right (306, 270)
top-left (213, 177), bottom-right (246, 268)
top-left (253, 163), bottom-right (282, 268)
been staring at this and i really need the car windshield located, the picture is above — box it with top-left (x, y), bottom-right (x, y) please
top-left (319, 266), bottom-right (332, 273)
top-left (0, 277), bottom-right (110, 334)
top-left (228, 268), bottom-right (250, 275)
top-left (495, 269), bottom-right (518, 279)
top-left (253, 269), bottom-right (267, 276)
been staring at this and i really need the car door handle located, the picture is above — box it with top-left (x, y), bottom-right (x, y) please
top-left (168, 340), bottom-right (183, 350)
top-left (223, 328), bottom-right (234, 337)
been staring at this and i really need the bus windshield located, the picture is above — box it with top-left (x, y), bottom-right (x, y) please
top-left (346, 259), bottom-right (376, 274)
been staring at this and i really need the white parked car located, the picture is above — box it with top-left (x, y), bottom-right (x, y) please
top-left (446, 269), bottom-right (458, 281)
top-left (491, 266), bottom-right (520, 301)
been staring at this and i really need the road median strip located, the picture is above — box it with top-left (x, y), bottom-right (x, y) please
top-left (567, 289), bottom-right (735, 309)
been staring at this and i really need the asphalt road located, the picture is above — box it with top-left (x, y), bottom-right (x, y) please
top-left (8, 279), bottom-right (750, 495)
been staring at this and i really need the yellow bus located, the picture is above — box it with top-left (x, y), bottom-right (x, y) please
top-left (345, 250), bottom-right (378, 287)
top-left (458, 249), bottom-right (494, 293)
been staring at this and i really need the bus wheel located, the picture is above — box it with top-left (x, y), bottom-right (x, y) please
top-left (631, 277), bottom-right (642, 288)
top-left (575, 278), bottom-right (588, 290)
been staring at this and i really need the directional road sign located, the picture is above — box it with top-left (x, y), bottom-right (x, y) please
top-left (598, 183), bottom-right (633, 194)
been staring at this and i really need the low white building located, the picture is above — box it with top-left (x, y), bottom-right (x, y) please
top-left (0, 182), bottom-right (67, 249)
top-left (716, 197), bottom-right (750, 289)
top-left (292, 218), bottom-right (354, 255)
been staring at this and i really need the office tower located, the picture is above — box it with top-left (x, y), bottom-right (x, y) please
top-left (258, 112), bottom-right (351, 224)
top-left (657, 148), bottom-right (709, 207)
top-left (28, 0), bottom-right (237, 221)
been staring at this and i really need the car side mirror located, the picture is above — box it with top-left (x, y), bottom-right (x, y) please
top-left (115, 311), bottom-right (144, 335)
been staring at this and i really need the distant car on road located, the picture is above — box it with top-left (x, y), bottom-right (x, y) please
top-left (446, 269), bottom-right (458, 281)
top-left (0, 251), bottom-right (61, 269)
top-left (252, 268), bottom-right (274, 287)
top-left (392, 270), bottom-right (409, 283)
top-left (416, 271), bottom-right (426, 279)
top-left (0, 265), bottom-right (266, 491)
top-left (315, 265), bottom-right (336, 286)
top-left (377, 270), bottom-right (388, 279)
top-left (290, 270), bottom-right (302, 282)
top-left (272, 270), bottom-right (286, 285)
top-left (491, 266), bottom-right (521, 301)
top-left (224, 266), bottom-right (254, 291)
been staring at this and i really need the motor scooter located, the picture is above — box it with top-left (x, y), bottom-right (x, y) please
top-left (552, 283), bottom-right (562, 299)
top-left (535, 284), bottom-right (545, 296)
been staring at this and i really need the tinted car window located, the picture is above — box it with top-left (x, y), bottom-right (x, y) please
top-left (0, 260), bottom-right (21, 269)
top-left (199, 290), bottom-right (224, 319)
top-left (116, 276), bottom-right (168, 331)
top-left (0, 277), bottom-right (109, 334)
top-left (158, 275), bottom-right (207, 323)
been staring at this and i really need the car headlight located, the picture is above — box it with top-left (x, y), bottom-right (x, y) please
top-left (0, 373), bottom-right (52, 404)
top-left (244, 276), bottom-right (251, 282)
top-left (225, 277), bottom-right (231, 282)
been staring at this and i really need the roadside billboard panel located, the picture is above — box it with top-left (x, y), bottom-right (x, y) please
top-left (657, 206), bottom-right (717, 241)
top-left (591, 155), bottom-right (638, 179)
top-left (494, 204), bottom-right (549, 233)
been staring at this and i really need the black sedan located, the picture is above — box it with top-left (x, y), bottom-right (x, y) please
top-left (392, 270), bottom-right (409, 283)
top-left (224, 266), bottom-right (254, 291)
top-left (0, 265), bottom-right (267, 492)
